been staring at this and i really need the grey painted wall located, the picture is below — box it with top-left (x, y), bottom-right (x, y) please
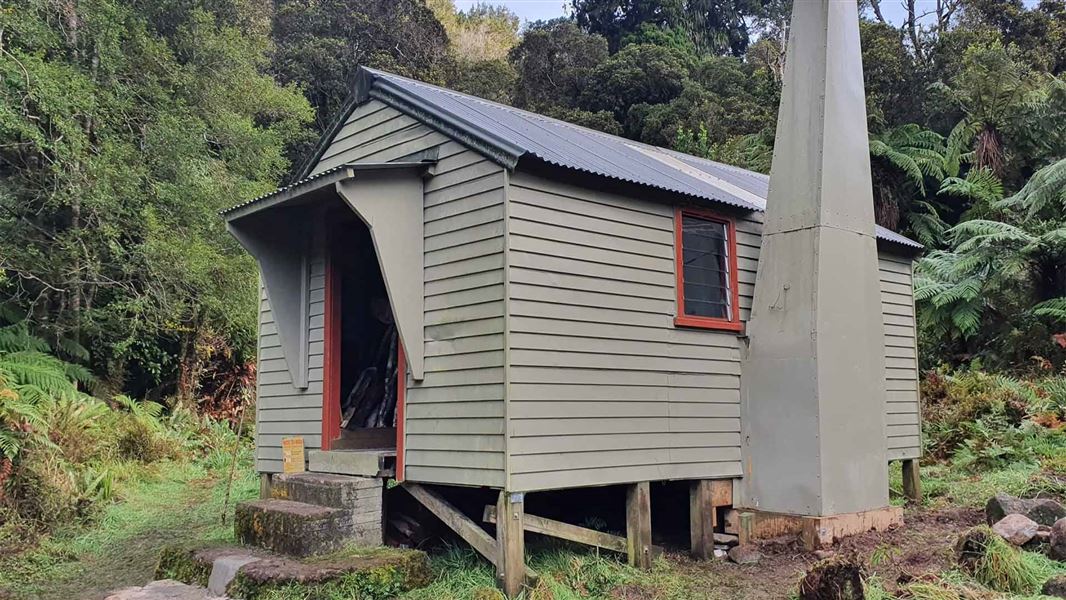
top-left (504, 171), bottom-right (747, 492)
top-left (501, 171), bottom-right (921, 492)
top-left (879, 255), bottom-right (922, 460)
top-left (255, 252), bottom-right (326, 473)
top-left (299, 100), bottom-right (506, 486)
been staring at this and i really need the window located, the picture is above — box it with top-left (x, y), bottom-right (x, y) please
top-left (674, 208), bottom-right (742, 331)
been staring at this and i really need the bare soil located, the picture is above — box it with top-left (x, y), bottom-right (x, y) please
top-left (660, 506), bottom-right (984, 599)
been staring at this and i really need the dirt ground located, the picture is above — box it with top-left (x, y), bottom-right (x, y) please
top-left (659, 506), bottom-right (984, 599)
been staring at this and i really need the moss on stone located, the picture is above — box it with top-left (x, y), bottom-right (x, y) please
top-left (227, 549), bottom-right (431, 600)
top-left (155, 546), bottom-right (212, 587)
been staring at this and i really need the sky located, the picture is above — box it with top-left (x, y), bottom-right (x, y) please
top-left (453, 0), bottom-right (1040, 29)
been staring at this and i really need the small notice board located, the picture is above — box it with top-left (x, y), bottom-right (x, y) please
top-left (281, 436), bottom-right (306, 473)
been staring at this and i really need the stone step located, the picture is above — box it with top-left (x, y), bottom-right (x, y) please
top-left (157, 544), bottom-right (431, 599)
top-left (234, 499), bottom-right (355, 557)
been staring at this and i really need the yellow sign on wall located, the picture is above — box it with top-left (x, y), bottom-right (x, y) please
top-left (281, 436), bottom-right (306, 473)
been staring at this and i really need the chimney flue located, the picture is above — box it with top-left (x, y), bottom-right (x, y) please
top-left (740, 0), bottom-right (890, 518)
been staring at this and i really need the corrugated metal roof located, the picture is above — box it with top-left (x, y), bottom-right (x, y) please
top-left (239, 67), bottom-right (918, 250)
top-left (363, 68), bottom-right (920, 250)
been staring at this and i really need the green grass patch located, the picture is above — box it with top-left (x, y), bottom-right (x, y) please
top-left (955, 525), bottom-right (1062, 596)
top-left (0, 446), bottom-right (257, 600)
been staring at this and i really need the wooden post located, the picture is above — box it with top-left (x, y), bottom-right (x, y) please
top-left (496, 492), bottom-right (525, 598)
top-left (902, 459), bottom-right (922, 504)
top-left (626, 482), bottom-right (653, 569)
top-left (737, 512), bottom-right (754, 546)
top-left (259, 473), bottom-right (272, 499)
top-left (690, 481), bottom-right (714, 559)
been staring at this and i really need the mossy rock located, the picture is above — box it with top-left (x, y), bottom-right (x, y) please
top-left (156, 544), bottom-right (430, 600)
top-left (155, 545), bottom-right (216, 587)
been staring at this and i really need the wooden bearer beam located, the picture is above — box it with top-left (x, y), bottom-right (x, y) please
top-left (403, 483), bottom-right (498, 564)
top-left (626, 481), bottom-right (653, 569)
top-left (484, 506), bottom-right (627, 554)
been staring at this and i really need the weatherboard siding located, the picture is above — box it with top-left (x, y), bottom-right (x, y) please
top-left (502, 172), bottom-right (921, 491)
top-left (504, 171), bottom-right (746, 492)
top-left (256, 258), bottom-right (326, 473)
top-left (309, 99), bottom-right (507, 488)
top-left (879, 255), bottom-right (923, 461)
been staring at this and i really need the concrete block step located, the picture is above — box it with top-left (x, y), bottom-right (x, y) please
top-left (307, 449), bottom-right (394, 477)
top-left (234, 499), bottom-right (355, 557)
top-left (271, 472), bottom-right (382, 511)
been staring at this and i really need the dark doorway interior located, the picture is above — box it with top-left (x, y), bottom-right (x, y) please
top-left (330, 215), bottom-right (398, 449)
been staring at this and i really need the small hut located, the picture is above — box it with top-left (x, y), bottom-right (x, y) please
top-left (224, 6), bottom-right (922, 590)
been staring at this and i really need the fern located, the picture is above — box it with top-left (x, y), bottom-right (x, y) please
top-left (1032, 297), bottom-right (1066, 322)
top-left (997, 158), bottom-right (1066, 219)
top-left (938, 167), bottom-right (1004, 205)
top-left (0, 321), bottom-right (95, 463)
top-left (870, 124), bottom-right (948, 195)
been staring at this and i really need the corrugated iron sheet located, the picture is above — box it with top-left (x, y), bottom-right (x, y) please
top-left (366, 69), bottom-right (920, 249)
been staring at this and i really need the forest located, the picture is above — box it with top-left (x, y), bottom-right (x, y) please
top-left (1, 0), bottom-right (1065, 597)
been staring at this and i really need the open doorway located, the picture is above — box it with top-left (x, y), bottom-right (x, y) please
top-left (323, 212), bottom-right (400, 451)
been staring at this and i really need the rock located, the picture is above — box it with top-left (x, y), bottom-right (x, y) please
top-left (985, 493), bottom-right (1066, 527)
top-left (471, 587), bottom-right (505, 600)
top-left (727, 545), bottom-right (762, 565)
top-left (798, 557), bottom-right (864, 600)
top-left (1043, 574), bottom-right (1066, 598)
top-left (1027, 499), bottom-right (1066, 527)
top-left (234, 499), bottom-right (355, 557)
top-left (986, 493), bottom-right (1029, 524)
top-left (713, 532), bottom-right (739, 547)
top-left (157, 544), bottom-right (431, 598)
top-left (105, 580), bottom-right (223, 600)
top-left (813, 550), bottom-right (837, 560)
top-left (992, 513), bottom-right (1040, 545)
top-left (1050, 518), bottom-right (1066, 561)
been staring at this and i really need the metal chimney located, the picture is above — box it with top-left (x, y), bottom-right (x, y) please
top-left (741, 0), bottom-right (891, 519)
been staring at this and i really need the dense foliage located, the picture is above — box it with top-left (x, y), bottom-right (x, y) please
top-left (1, 0), bottom-right (1065, 492)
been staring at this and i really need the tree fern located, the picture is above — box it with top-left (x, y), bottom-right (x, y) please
top-left (938, 167), bottom-right (1004, 206)
top-left (870, 124), bottom-right (948, 195)
top-left (996, 158), bottom-right (1066, 219)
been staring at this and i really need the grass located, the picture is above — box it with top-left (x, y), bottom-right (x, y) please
top-left (398, 545), bottom-right (691, 600)
top-left (0, 447), bottom-right (258, 600)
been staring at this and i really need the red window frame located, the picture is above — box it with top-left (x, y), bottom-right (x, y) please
top-left (673, 207), bottom-right (743, 332)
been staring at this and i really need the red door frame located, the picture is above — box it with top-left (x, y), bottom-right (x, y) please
top-left (321, 252), bottom-right (342, 451)
top-left (320, 238), bottom-right (406, 480)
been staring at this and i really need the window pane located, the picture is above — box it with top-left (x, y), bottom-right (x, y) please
top-left (681, 215), bottom-right (732, 320)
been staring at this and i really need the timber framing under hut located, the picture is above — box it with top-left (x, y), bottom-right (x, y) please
top-left (223, 2), bottom-right (924, 595)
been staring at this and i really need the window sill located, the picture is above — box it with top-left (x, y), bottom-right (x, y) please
top-left (674, 315), bottom-right (744, 332)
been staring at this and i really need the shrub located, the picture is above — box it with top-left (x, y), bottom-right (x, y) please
top-left (921, 368), bottom-right (1066, 467)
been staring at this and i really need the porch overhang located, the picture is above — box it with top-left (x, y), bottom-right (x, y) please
top-left (224, 162), bottom-right (430, 385)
